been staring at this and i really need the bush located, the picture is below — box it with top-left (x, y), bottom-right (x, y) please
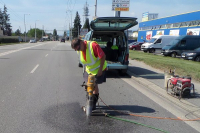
top-left (0, 38), bottom-right (19, 43)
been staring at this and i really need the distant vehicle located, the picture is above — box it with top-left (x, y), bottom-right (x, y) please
top-left (181, 47), bottom-right (200, 61)
top-left (129, 42), bottom-right (144, 50)
top-left (39, 39), bottom-right (44, 42)
top-left (60, 38), bottom-right (65, 43)
top-left (29, 39), bottom-right (36, 43)
top-left (161, 35), bottom-right (200, 57)
top-left (141, 35), bottom-right (178, 53)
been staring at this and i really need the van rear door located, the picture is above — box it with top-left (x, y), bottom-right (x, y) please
top-left (90, 17), bottom-right (138, 31)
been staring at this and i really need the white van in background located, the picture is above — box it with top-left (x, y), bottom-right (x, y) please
top-left (141, 35), bottom-right (179, 53)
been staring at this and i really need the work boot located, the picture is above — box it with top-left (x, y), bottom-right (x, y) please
top-left (92, 94), bottom-right (99, 110)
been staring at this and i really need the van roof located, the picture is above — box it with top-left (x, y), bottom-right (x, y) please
top-left (176, 35), bottom-right (200, 39)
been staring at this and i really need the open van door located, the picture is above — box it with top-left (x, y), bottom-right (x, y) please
top-left (90, 17), bottom-right (138, 31)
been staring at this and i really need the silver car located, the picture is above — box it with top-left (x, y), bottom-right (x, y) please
top-left (29, 39), bottom-right (36, 43)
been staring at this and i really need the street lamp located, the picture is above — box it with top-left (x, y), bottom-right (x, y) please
top-left (35, 20), bottom-right (39, 41)
top-left (24, 14), bottom-right (30, 42)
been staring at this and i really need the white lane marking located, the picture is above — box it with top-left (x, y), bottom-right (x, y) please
top-left (0, 42), bottom-right (51, 57)
top-left (30, 64), bottom-right (39, 73)
top-left (45, 54), bottom-right (48, 57)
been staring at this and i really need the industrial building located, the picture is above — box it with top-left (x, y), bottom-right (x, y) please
top-left (138, 10), bottom-right (200, 42)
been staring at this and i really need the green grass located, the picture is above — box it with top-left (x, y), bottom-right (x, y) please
top-left (129, 50), bottom-right (200, 81)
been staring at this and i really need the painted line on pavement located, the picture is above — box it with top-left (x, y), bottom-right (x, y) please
top-left (45, 54), bottom-right (48, 57)
top-left (0, 42), bottom-right (50, 57)
top-left (30, 64), bottom-right (39, 73)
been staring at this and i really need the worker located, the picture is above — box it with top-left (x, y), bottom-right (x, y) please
top-left (71, 38), bottom-right (107, 110)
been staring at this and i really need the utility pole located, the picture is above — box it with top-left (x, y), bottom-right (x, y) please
top-left (42, 25), bottom-right (44, 40)
top-left (95, 0), bottom-right (97, 17)
top-left (24, 14), bottom-right (30, 42)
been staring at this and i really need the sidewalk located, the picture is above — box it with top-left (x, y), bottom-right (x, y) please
top-left (127, 59), bottom-right (200, 109)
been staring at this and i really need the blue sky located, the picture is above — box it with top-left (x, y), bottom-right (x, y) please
top-left (2, 0), bottom-right (200, 35)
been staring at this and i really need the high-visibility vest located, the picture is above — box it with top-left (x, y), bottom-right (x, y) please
top-left (80, 41), bottom-right (107, 75)
top-left (111, 45), bottom-right (118, 50)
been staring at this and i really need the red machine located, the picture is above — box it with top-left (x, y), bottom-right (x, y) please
top-left (167, 75), bottom-right (195, 99)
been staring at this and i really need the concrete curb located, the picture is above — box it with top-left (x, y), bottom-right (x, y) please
top-left (127, 70), bottom-right (200, 118)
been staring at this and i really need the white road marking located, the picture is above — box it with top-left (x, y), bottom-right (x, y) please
top-left (30, 64), bottom-right (39, 73)
top-left (0, 43), bottom-right (50, 57)
top-left (45, 54), bottom-right (48, 57)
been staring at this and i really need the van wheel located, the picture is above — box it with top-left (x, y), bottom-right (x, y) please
top-left (119, 69), bottom-right (127, 76)
top-left (171, 52), bottom-right (177, 58)
top-left (195, 56), bottom-right (200, 62)
top-left (149, 48), bottom-right (155, 53)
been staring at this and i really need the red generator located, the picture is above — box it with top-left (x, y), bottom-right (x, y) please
top-left (167, 76), bottom-right (195, 99)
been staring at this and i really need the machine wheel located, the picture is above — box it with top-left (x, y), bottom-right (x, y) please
top-left (149, 48), bottom-right (155, 53)
top-left (166, 79), bottom-right (173, 94)
top-left (78, 62), bottom-right (83, 67)
top-left (171, 52), bottom-right (177, 58)
top-left (179, 89), bottom-right (183, 99)
top-left (143, 50), bottom-right (147, 53)
top-left (194, 56), bottom-right (200, 62)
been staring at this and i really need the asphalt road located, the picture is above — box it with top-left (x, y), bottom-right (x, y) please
top-left (0, 41), bottom-right (199, 133)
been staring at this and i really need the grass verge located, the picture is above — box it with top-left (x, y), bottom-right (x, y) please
top-left (129, 50), bottom-right (200, 82)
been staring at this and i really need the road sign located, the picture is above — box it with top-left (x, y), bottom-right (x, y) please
top-left (112, 0), bottom-right (130, 11)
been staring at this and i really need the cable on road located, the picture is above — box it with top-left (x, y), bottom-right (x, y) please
top-left (99, 97), bottom-right (200, 121)
top-left (105, 114), bottom-right (169, 133)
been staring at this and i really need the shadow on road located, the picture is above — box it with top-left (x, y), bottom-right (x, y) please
top-left (128, 66), bottom-right (164, 80)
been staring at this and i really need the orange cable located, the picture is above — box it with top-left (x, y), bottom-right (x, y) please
top-left (99, 97), bottom-right (200, 121)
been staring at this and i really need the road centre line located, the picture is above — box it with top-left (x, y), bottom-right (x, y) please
top-left (0, 43), bottom-right (48, 57)
top-left (30, 64), bottom-right (39, 74)
top-left (45, 54), bottom-right (48, 57)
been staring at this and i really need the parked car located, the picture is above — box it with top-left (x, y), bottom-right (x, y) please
top-left (141, 35), bottom-right (178, 53)
top-left (79, 17), bottom-right (138, 75)
top-left (29, 39), bottom-right (36, 43)
top-left (129, 42), bottom-right (144, 50)
top-left (61, 38), bottom-right (65, 43)
top-left (161, 35), bottom-right (200, 57)
top-left (181, 47), bottom-right (200, 61)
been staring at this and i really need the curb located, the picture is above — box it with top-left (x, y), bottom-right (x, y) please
top-left (127, 70), bottom-right (200, 118)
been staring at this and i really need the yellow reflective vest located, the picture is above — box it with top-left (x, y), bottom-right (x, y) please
top-left (80, 41), bottom-right (107, 75)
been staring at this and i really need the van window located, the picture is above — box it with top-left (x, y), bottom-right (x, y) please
top-left (155, 39), bottom-right (161, 44)
top-left (179, 40), bottom-right (186, 47)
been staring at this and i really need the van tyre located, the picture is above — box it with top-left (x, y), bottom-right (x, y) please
top-left (195, 56), bottom-right (200, 62)
top-left (119, 69), bottom-right (127, 76)
top-left (171, 52), bottom-right (177, 58)
top-left (149, 48), bottom-right (155, 53)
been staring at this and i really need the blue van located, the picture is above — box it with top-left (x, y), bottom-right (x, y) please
top-left (161, 35), bottom-right (200, 57)
top-left (79, 17), bottom-right (138, 75)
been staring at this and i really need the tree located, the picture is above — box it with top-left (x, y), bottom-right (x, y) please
top-left (72, 11), bottom-right (82, 38)
top-left (83, 18), bottom-right (90, 32)
top-left (15, 29), bottom-right (21, 36)
top-left (27, 28), bottom-right (44, 38)
top-left (2, 5), bottom-right (12, 36)
top-left (63, 31), bottom-right (67, 37)
top-left (53, 29), bottom-right (58, 40)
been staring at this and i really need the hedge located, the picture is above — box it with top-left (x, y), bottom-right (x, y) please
top-left (0, 38), bottom-right (19, 43)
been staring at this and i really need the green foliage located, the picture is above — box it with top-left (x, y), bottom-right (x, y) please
top-left (63, 31), bottom-right (67, 37)
top-left (0, 5), bottom-right (12, 36)
top-left (83, 18), bottom-right (90, 32)
top-left (129, 50), bottom-right (200, 81)
top-left (15, 29), bottom-right (21, 36)
top-left (27, 28), bottom-right (43, 38)
top-left (72, 11), bottom-right (82, 38)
